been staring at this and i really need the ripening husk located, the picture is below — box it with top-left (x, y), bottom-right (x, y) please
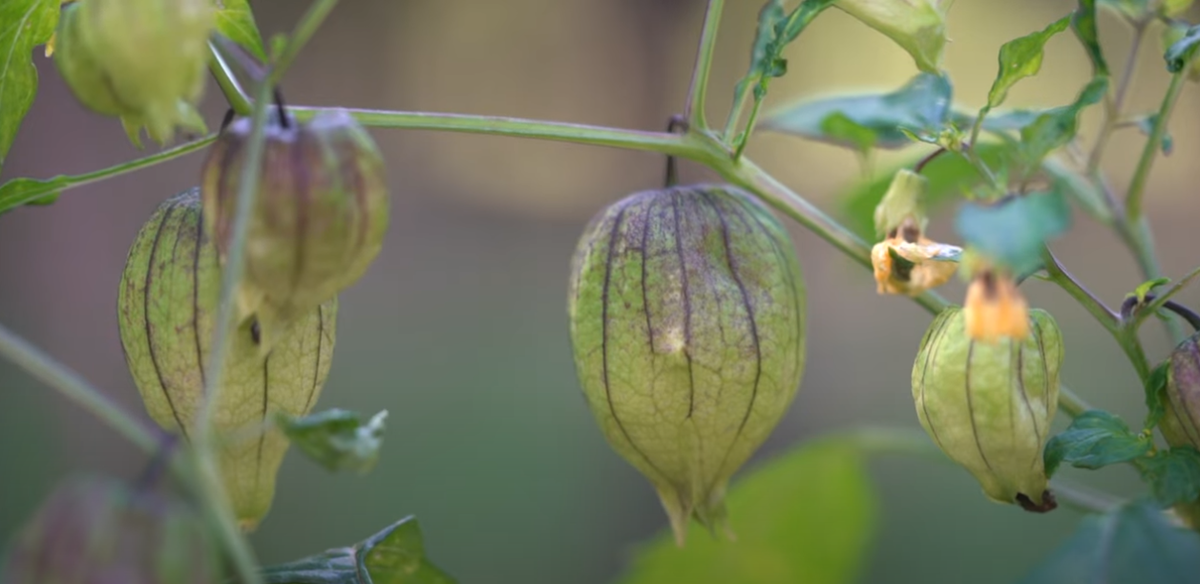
top-left (117, 188), bottom-right (337, 531)
top-left (912, 306), bottom-right (1062, 508)
top-left (567, 184), bottom-right (806, 544)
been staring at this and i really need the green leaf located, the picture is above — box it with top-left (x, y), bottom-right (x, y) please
top-left (987, 15), bottom-right (1072, 109)
top-left (259, 517), bottom-right (456, 584)
top-left (761, 72), bottom-right (952, 150)
top-left (276, 409), bottom-right (388, 474)
top-left (215, 0), bottom-right (267, 61)
top-left (1018, 500), bottom-right (1200, 584)
top-left (1144, 361), bottom-right (1170, 431)
top-left (955, 189), bottom-right (1071, 275)
top-left (1135, 447), bottom-right (1200, 507)
top-left (949, 108), bottom-right (1046, 133)
top-left (1132, 278), bottom-right (1172, 304)
top-left (1018, 77), bottom-right (1108, 169)
top-left (0, 0), bottom-right (59, 176)
top-left (832, 0), bottom-right (949, 74)
top-left (1165, 24), bottom-right (1200, 74)
top-left (1073, 0), bottom-right (1111, 77)
top-left (818, 112), bottom-right (877, 154)
top-left (617, 439), bottom-right (876, 584)
top-left (1134, 113), bottom-right (1174, 155)
top-left (1043, 410), bottom-right (1152, 477)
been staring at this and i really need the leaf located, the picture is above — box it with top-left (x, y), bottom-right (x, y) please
top-left (818, 112), bottom-right (877, 154)
top-left (1132, 278), bottom-right (1172, 304)
top-left (1135, 447), bottom-right (1200, 507)
top-left (214, 0), bottom-right (267, 61)
top-left (616, 439), bottom-right (876, 584)
top-left (259, 517), bottom-right (456, 584)
top-left (0, 0), bottom-right (59, 176)
top-left (1019, 500), bottom-right (1200, 584)
top-left (276, 409), bottom-right (388, 474)
top-left (1043, 410), bottom-right (1152, 477)
top-left (1073, 0), bottom-right (1111, 77)
top-left (987, 15), bottom-right (1072, 109)
top-left (1165, 24), bottom-right (1200, 74)
top-left (0, 174), bottom-right (66, 210)
top-left (832, 0), bottom-right (950, 74)
top-left (1135, 113), bottom-right (1174, 155)
top-left (1018, 77), bottom-right (1108, 168)
top-left (955, 189), bottom-right (1071, 275)
top-left (1144, 361), bottom-right (1170, 431)
top-left (761, 72), bottom-right (952, 150)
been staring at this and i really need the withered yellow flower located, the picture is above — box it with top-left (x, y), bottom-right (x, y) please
top-left (964, 270), bottom-right (1030, 343)
top-left (871, 218), bottom-right (958, 296)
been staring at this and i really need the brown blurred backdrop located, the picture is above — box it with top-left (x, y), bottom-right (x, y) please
top-left (2, 1), bottom-right (1199, 583)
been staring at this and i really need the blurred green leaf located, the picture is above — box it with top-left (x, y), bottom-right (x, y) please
top-left (1018, 77), bottom-right (1108, 169)
top-left (277, 409), bottom-right (388, 474)
top-left (215, 0), bottom-right (267, 61)
top-left (1162, 0), bottom-right (1195, 17)
top-left (1135, 447), bottom-right (1200, 507)
top-left (950, 108), bottom-right (1046, 133)
top-left (1144, 361), bottom-right (1170, 431)
top-left (818, 112), bottom-right (876, 154)
top-left (986, 15), bottom-right (1072, 109)
top-left (1044, 410), bottom-right (1151, 477)
top-left (955, 189), bottom-right (1070, 275)
top-left (617, 438), bottom-right (876, 584)
top-left (0, 0), bottom-right (59, 177)
top-left (761, 72), bottom-right (952, 150)
top-left (1134, 114), bottom-right (1174, 155)
top-left (1019, 500), bottom-right (1200, 584)
top-left (832, 0), bottom-right (949, 73)
top-left (1165, 24), bottom-right (1200, 73)
top-left (1074, 0), bottom-right (1111, 76)
top-left (260, 517), bottom-right (455, 584)
top-left (0, 175), bottom-right (66, 210)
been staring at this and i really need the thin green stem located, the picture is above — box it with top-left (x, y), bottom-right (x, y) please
top-left (190, 78), bottom-right (274, 584)
top-left (1042, 247), bottom-right (1120, 334)
top-left (723, 83), bottom-right (753, 142)
top-left (0, 136), bottom-right (216, 214)
top-left (209, 43), bottom-right (252, 116)
top-left (684, 0), bottom-right (725, 130)
top-left (266, 0), bottom-right (341, 87)
top-left (1087, 20), bottom-right (1145, 173)
top-left (1126, 71), bottom-right (1186, 222)
top-left (1057, 388), bottom-right (1091, 419)
top-left (0, 323), bottom-right (161, 457)
top-left (734, 96), bottom-right (765, 160)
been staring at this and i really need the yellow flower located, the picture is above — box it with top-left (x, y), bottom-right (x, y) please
top-left (871, 218), bottom-right (958, 296)
top-left (963, 269), bottom-right (1030, 343)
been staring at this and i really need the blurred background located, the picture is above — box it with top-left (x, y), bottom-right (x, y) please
top-left (2, 0), bottom-right (1199, 582)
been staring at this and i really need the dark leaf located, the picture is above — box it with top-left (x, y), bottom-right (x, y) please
top-left (1073, 0), bottom-right (1111, 77)
top-left (617, 439), bottom-right (876, 584)
top-left (761, 72), bottom-right (953, 150)
top-left (0, 0), bottom-right (59, 177)
top-left (1019, 77), bottom-right (1108, 168)
top-left (276, 409), bottom-right (387, 474)
top-left (1135, 447), bottom-right (1200, 507)
top-left (1145, 361), bottom-right (1171, 431)
top-left (215, 0), bottom-right (267, 61)
top-left (1043, 410), bottom-right (1151, 476)
top-left (1165, 24), bottom-right (1200, 73)
top-left (1019, 500), bottom-right (1200, 584)
top-left (987, 15), bottom-right (1072, 109)
top-left (955, 189), bottom-right (1071, 275)
top-left (260, 517), bottom-right (455, 584)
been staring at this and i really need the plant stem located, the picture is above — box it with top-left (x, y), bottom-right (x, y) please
top-left (723, 83), bottom-right (753, 142)
top-left (734, 97), bottom-right (765, 160)
top-left (0, 323), bottom-right (161, 457)
top-left (266, 0), bottom-right (340, 87)
top-left (190, 77), bottom-right (274, 584)
top-left (1042, 247), bottom-right (1120, 334)
top-left (0, 136), bottom-right (216, 214)
top-left (209, 44), bottom-right (253, 116)
top-left (1126, 71), bottom-right (1185, 223)
top-left (685, 0), bottom-right (725, 130)
top-left (1087, 20), bottom-right (1145, 173)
